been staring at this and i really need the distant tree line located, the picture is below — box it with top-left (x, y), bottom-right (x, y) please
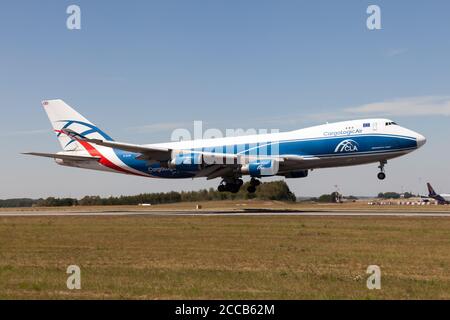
top-left (0, 198), bottom-right (36, 208)
top-left (0, 181), bottom-right (296, 208)
top-left (1, 185), bottom-right (419, 208)
top-left (377, 192), bottom-right (415, 199)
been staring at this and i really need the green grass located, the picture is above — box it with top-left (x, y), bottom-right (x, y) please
top-left (0, 216), bottom-right (449, 299)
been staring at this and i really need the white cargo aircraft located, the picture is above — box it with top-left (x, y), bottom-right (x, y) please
top-left (24, 100), bottom-right (426, 193)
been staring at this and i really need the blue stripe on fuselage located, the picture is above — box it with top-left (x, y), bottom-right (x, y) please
top-left (114, 150), bottom-right (196, 178)
top-left (113, 134), bottom-right (418, 178)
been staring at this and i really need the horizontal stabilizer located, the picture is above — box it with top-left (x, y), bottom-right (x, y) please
top-left (22, 152), bottom-right (100, 162)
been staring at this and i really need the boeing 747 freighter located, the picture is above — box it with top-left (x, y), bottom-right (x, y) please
top-left (24, 100), bottom-right (426, 193)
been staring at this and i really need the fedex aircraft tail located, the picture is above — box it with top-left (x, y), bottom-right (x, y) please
top-left (42, 99), bottom-right (114, 151)
top-left (427, 182), bottom-right (437, 197)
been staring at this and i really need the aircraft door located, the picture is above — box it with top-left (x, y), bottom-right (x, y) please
top-left (372, 121), bottom-right (378, 131)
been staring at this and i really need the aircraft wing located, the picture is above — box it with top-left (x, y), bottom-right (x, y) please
top-left (60, 128), bottom-right (172, 161)
top-left (22, 152), bottom-right (100, 161)
top-left (194, 154), bottom-right (319, 180)
top-left (87, 140), bottom-right (171, 161)
top-left (282, 155), bottom-right (320, 161)
top-left (60, 128), bottom-right (319, 168)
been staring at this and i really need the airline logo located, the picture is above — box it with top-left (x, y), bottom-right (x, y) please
top-left (324, 129), bottom-right (362, 137)
top-left (334, 139), bottom-right (359, 153)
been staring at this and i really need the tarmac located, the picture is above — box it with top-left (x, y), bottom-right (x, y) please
top-left (1, 209), bottom-right (450, 217)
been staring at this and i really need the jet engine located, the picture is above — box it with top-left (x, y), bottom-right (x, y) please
top-left (241, 159), bottom-right (279, 177)
top-left (283, 170), bottom-right (309, 179)
top-left (168, 153), bottom-right (203, 172)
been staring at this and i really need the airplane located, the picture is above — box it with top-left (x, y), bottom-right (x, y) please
top-left (24, 99), bottom-right (427, 193)
top-left (426, 183), bottom-right (450, 204)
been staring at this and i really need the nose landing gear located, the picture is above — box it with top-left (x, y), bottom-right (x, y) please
top-left (377, 160), bottom-right (387, 180)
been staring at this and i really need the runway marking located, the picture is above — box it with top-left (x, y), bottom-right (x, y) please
top-left (1, 211), bottom-right (450, 217)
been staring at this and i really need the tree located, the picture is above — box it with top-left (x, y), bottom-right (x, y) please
top-left (317, 194), bottom-right (333, 203)
top-left (403, 192), bottom-right (415, 199)
top-left (378, 192), bottom-right (401, 199)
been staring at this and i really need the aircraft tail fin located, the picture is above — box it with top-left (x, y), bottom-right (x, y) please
top-left (41, 99), bottom-right (114, 151)
top-left (427, 183), bottom-right (437, 197)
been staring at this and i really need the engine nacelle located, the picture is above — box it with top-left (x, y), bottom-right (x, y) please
top-left (283, 170), bottom-right (309, 179)
top-left (168, 153), bottom-right (203, 172)
top-left (241, 159), bottom-right (279, 177)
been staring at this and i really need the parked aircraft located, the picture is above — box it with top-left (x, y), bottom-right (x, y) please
top-left (426, 183), bottom-right (450, 204)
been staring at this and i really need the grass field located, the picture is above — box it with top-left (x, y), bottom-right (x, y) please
top-left (1, 214), bottom-right (449, 299)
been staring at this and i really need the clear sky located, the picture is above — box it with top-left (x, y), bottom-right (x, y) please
top-left (1, 0), bottom-right (450, 199)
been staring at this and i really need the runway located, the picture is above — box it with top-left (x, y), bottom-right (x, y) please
top-left (1, 210), bottom-right (450, 217)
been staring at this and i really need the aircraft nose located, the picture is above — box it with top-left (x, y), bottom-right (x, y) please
top-left (416, 133), bottom-right (427, 148)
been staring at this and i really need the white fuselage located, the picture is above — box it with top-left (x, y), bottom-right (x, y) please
top-left (55, 118), bottom-right (426, 179)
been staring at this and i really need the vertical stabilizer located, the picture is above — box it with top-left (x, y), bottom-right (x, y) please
top-left (427, 183), bottom-right (437, 197)
top-left (42, 99), bottom-right (113, 151)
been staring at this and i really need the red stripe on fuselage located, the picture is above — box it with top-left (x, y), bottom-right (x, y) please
top-left (77, 140), bottom-right (147, 177)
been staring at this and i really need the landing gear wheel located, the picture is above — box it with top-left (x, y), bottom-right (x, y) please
top-left (377, 160), bottom-right (387, 180)
top-left (377, 172), bottom-right (386, 180)
top-left (247, 178), bottom-right (261, 193)
top-left (230, 185), bottom-right (240, 194)
top-left (218, 178), bottom-right (243, 193)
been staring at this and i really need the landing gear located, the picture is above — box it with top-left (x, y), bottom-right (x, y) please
top-left (247, 178), bottom-right (261, 193)
top-left (218, 178), bottom-right (243, 193)
top-left (377, 160), bottom-right (387, 180)
top-left (377, 172), bottom-right (386, 180)
top-left (218, 177), bottom-right (262, 193)
top-left (251, 178), bottom-right (261, 186)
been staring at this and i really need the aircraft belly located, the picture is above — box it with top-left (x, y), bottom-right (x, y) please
top-left (281, 150), bottom-right (411, 170)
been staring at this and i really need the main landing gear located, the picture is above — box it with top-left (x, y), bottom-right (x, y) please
top-left (217, 177), bottom-right (262, 193)
top-left (218, 178), bottom-right (244, 193)
top-left (377, 160), bottom-right (387, 180)
top-left (247, 178), bottom-right (261, 194)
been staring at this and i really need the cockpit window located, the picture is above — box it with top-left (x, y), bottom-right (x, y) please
top-left (385, 121), bottom-right (398, 126)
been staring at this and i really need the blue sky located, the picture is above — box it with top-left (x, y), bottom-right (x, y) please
top-left (1, 0), bottom-right (450, 198)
